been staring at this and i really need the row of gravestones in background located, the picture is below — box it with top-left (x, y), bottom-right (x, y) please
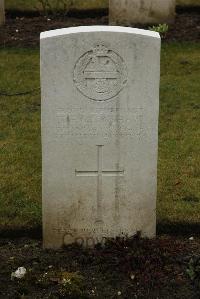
top-left (0, 0), bottom-right (200, 26)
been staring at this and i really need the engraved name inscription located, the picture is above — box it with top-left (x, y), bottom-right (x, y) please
top-left (55, 108), bottom-right (143, 137)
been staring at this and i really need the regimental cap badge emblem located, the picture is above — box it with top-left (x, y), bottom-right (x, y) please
top-left (74, 44), bottom-right (128, 101)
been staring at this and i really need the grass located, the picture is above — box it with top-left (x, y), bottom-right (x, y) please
top-left (177, 0), bottom-right (200, 6)
top-left (158, 43), bottom-right (200, 228)
top-left (0, 42), bottom-right (199, 233)
top-left (0, 48), bottom-right (41, 230)
top-left (5, 0), bottom-right (108, 12)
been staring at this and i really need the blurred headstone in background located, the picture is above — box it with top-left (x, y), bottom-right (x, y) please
top-left (0, 0), bottom-right (5, 26)
top-left (109, 0), bottom-right (175, 25)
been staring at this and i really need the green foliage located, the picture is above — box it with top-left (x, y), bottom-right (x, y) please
top-left (149, 24), bottom-right (169, 38)
top-left (187, 258), bottom-right (196, 281)
top-left (187, 256), bottom-right (200, 288)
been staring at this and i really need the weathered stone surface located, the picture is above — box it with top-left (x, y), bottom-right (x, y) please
top-left (0, 0), bottom-right (5, 26)
top-left (41, 26), bottom-right (160, 249)
top-left (109, 0), bottom-right (175, 25)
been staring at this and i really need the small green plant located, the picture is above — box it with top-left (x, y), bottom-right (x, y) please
top-left (148, 23), bottom-right (169, 38)
top-left (187, 258), bottom-right (196, 281)
top-left (186, 256), bottom-right (200, 283)
top-left (59, 272), bottom-right (86, 298)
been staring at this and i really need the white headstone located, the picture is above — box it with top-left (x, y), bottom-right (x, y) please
top-left (109, 0), bottom-right (175, 25)
top-left (41, 26), bottom-right (160, 249)
top-left (0, 0), bottom-right (5, 26)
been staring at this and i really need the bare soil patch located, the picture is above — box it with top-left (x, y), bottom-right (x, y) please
top-left (0, 11), bottom-right (199, 48)
top-left (1, 236), bottom-right (200, 298)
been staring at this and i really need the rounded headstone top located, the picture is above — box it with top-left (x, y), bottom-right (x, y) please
top-left (40, 26), bottom-right (160, 40)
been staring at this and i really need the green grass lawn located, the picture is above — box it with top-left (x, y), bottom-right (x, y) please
top-left (0, 48), bottom-right (41, 230)
top-left (6, 0), bottom-right (108, 11)
top-left (158, 43), bottom-right (200, 230)
top-left (0, 43), bottom-right (199, 233)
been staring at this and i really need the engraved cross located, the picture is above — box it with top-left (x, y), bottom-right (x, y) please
top-left (75, 145), bottom-right (124, 224)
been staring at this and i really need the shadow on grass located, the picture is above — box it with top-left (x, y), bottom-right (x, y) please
top-left (0, 226), bottom-right (42, 239)
top-left (157, 222), bottom-right (200, 236)
top-left (6, 8), bottom-right (108, 19)
top-left (0, 222), bottom-right (199, 240)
